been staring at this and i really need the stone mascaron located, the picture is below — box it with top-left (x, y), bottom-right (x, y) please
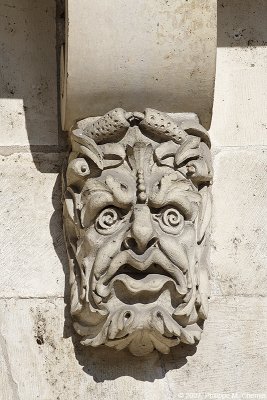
top-left (63, 108), bottom-right (213, 356)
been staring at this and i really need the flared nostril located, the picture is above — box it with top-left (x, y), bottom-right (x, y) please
top-left (122, 236), bottom-right (158, 254)
top-left (124, 204), bottom-right (159, 253)
top-left (122, 237), bottom-right (136, 250)
top-left (147, 237), bottom-right (158, 248)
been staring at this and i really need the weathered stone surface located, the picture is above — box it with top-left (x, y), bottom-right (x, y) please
top-left (0, 154), bottom-right (66, 298)
top-left (0, 0), bottom-right (58, 147)
top-left (211, 149), bottom-right (267, 296)
top-left (0, 296), bottom-right (266, 399)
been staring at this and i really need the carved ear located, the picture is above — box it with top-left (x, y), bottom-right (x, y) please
top-left (71, 129), bottom-right (104, 170)
top-left (197, 185), bottom-right (212, 243)
top-left (83, 108), bottom-right (129, 144)
top-left (140, 108), bottom-right (187, 144)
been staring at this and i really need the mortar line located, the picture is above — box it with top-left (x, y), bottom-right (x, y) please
top-left (0, 294), bottom-right (266, 300)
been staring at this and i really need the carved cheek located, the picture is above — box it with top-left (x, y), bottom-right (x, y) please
top-left (83, 215), bottom-right (129, 251)
top-left (81, 226), bottom-right (104, 256)
top-left (158, 222), bottom-right (196, 247)
top-left (158, 224), bottom-right (197, 271)
top-left (92, 224), bottom-right (130, 280)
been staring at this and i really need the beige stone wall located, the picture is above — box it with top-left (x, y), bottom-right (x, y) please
top-left (0, 1), bottom-right (266, 399)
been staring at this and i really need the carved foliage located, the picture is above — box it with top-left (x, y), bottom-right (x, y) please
top-left (63, 108), bottom-right (213, 356)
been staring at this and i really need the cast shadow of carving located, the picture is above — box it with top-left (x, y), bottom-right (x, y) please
top-left (63, 305), bottom-right (198, 383)
top-left (0, 0), bottom-right (66, 173)
top-left (217, 0), bottom-right (267, 47)
top-left (73, 337), bottom-right (197, 383)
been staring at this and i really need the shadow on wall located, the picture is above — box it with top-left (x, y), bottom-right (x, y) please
top-left (61, 305), bottom-right (198, 382)
top-left (217, 0), bottom-right (267, 47)
top-left (0, 0), bottom-right (66, 173)
top-left (73, 340), bottom-right (197, 383)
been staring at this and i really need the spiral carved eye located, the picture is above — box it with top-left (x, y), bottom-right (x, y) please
top-left (162, 208), bottom-right (182, 227)
top-left (154, 206), bottom-right (184, 234)
top-left (95, 207), bottom-right (121, 234)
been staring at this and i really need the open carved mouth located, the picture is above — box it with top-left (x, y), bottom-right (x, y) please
top-left (95, 265), bottom-right (187, 300)
top-left (94, 248), bottom-right (188, 299)
top-left (111, 263), bottom-right (174, 281)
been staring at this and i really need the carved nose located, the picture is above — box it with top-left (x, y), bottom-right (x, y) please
top-left (124, 204), bottom-right (157, 254)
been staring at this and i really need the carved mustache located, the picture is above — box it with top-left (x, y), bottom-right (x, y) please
top-left (95, 248), bottom-right (188, 297)
top-left (81, 303), bottom-right (201, 351)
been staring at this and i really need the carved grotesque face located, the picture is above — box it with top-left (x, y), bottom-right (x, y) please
top-left (63, 109), bottom-right (212, 356)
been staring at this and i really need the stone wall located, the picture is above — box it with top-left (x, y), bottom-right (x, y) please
top-left (0, 1), bottom-right (266, 399)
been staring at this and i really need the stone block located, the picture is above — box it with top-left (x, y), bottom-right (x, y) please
top-left (0, 154), bottom-right (66, 298)
top-left (212, 0), bottom-right (267, 146)
top-left (211, 149), bottom-right (267, 296)
top-left (0, 296), bottom-right (266, 399)
top-left (0, 0), bottom-right (58, 147)
top-left (211, 63), bottom-right (267, 147)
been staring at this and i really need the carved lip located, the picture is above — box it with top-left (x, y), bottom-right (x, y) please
top-left (96, 273), bottom-right (186, 298)
top-left (112, 263), bottom-right (173, 281)
top-left (96, 248), bottom-right (187, 296)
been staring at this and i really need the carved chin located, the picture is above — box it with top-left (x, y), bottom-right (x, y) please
top-left (105, 305), bottom-right (181, 356)
top-left (75, 288), bottom-right (202, 356)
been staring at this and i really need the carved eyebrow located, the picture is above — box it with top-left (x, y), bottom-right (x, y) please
top-left (149, 177), bottom-right (201, 220)
top-left (150, 189), bottom-right (200, 220)
top-left (104, 175), bottom-right (134, 206)
top-left (80, 177), bottom-right (134, 227)
top-left (80, 191), bottom-right (129, 227)
top-left (82, 176), bottom-right (134, 206)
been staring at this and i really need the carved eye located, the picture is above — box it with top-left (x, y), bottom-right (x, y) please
top-left (95, 207), bottom-right (122, 234)
top-left (68, 158), bottom-right (90, 176)
top-left (162, 208), bottom-right (182, 227)
top-left (154, 207), bottom-right (184, 234)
